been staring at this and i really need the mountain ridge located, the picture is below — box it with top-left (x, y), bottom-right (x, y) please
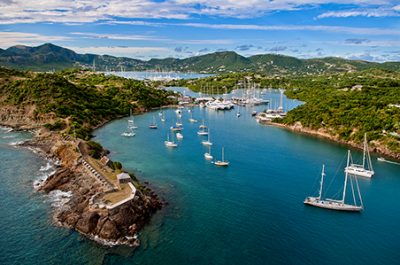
top-left (1, 43), bottom-right (399, 74)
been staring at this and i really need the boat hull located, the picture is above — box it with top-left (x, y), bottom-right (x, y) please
top-left (345, 166), bottom-right (374, 178)
top-left (204, 153), bottom-right (213, 160)
top-left (304, 197), bottom-right (362, 212)
top-left (121, 132), bottom-right (135, 137)
top-left (214, 161), bottom-right (229, 167)
top-left (164, 141), bottom-right (177, 148)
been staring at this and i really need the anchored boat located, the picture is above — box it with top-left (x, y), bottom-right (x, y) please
top-left (345, 133), bottom-right (374, 178)
top-left (304, 151), bottom-right (363, 212)
top-left (214, 147), bottom-right (229, 167)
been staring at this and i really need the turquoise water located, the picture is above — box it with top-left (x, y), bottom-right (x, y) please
top-left (1, 91), bottom-right (399, 264)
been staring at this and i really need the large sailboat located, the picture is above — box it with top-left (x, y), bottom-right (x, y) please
top-left (214, 147), bottom-right (229, 167)
top-left (345, 133), bottom-right (374, 178)
top-left (121, 120), bottom-right (135, 137)
top-left (304, 150), bottom-right (363, 212)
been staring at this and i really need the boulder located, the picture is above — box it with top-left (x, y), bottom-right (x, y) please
top-left (75, 212), bottom-right (100, 234)
top-left (99, 219), bottom-right (120, 239)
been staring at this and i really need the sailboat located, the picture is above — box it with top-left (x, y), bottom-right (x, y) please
top-left (199, 120), bottom-right (207, 129)
top-left (175, 113), bottom-right (183, 127)
top-left (176, 132), bottom-right (183, 140)
top-left (204, 146), bottom-right (213, 160)
top-left (149, 115), bottom-right (158, 129)
top-left (160, 111), bottom-right (166, 122)
top-left (128, 118), bottom-right (138, 129)
top-left (189, 111), bottom-right (198, 123)
top-left (164, 133), bottom-right (177, 148)
top-left (345, 133), bottom-right (374, 178)
top-left (121, 121), bottom-right (135, 137)
top-left (197, 127), bottom-right (208, 136)
top-left (214, 147), bottom-right (229, 167)
top-left (201, 129), bottom-right (212, 146)
top-left (128, 109), bottom-right (138, 129)
top-left (304, 151), bottom-right (363, 212)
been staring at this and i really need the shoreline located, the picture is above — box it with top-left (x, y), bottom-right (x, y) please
top-left (1, 112), bottom-right (165, 248)
top-left (267, 121), bottom-right (400, 161)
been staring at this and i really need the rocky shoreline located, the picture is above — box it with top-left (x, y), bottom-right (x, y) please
top-left (1, 117), bottom-right (164, 247)
top-left (269, 121), bottom-right (400, 161)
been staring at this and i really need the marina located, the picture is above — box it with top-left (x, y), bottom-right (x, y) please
top-left (92, 100), bottom-right (400, 265)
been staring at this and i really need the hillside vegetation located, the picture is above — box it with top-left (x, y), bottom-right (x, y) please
top-left (0, 67), bottom-right (175, 139)
top-left (175, 69), bottom-right (400, 154)
top-left (1, 43), bottom-right (400, 74)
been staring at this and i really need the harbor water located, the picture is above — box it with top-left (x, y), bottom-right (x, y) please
top-left (1, 90), bottom-right (399, 265)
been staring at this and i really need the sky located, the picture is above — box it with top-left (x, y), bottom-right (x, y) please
top-left (0, 0), bottom-right (399, 62)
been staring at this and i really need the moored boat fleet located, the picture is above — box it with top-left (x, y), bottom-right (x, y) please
top-left (304, 133), bottom-right (375, 212)
top-left (121, 87), bottom-right (387, 213)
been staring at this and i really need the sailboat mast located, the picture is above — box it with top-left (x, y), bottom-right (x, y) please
top-left (222, 147), bottom-right (224, 162)
top-left (342, 150), bottom-right (351, 203)
top-left (318, 164), bottom-right (325, 200)
top-left (362, 133), bottom-right (367, 168)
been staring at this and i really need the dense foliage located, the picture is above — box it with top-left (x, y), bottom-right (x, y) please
top-left (175, 69), bottom-right (400, 153)
top-left (2, 43), bottom-right (400, 74)
top-left (0, 69), bottom-right (176, 139)
top-left (280, 70), bottom-right (400, 153)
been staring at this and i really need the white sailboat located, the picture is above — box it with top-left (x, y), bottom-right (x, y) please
top-left (197, 127), bottom-right (208, 136)
top-left (128, 118), bottom-right (138, 130)
top-left (214, 147), bottom-right (229, 167)
top-left (189, 111), bottom-right (198, 123)
top-left (164, 133), bottom-right (177, 148)
top-left (199, 120), bottom-right (207, 129)
top-left (176, 132), bottom-right (183, 140)
top-left (304, 151), bottom-right (363, 212)
top-left (204, 146), bottom-right (213, 160)
top-left (176, 115), bottom-right (183, 127)
top-left (149, 115), bottom-right (158, 129)
top-left (121, 121), bottom-right (135, 137)
top-left (345, 133), bottom-right (374, 178)
top-left (201, 129), bottom-right (212, 146)
top-left (160, 111), bottom-right (166, 122)
top-left (128, 109), bottom-right (138, 129)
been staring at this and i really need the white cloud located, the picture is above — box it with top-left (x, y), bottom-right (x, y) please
top-left (128, 21), bottom-right (400, 36)
top-left (70, 32), bottom-right (234, 45)
top-left (0, 31), bottom-right (70, 48)
top-left (0, 0), bottom-right (397, 24)
top-left (70, 32), bottom-right (167, 41)
top-left (317, 7), bottom-right (400, 18)
top-left (67, 45), bottom-right (170, 58)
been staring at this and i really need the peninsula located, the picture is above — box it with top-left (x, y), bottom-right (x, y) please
top-left (0, 67), bottom-right (176, 246)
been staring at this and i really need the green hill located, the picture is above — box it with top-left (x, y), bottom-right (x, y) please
top-left (0, 67), bottom-right (175, 139)
top-left (1, 43), bottom-right (400, 74)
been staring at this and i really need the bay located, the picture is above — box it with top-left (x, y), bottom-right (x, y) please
top-left (0, 89), bottom-right (399, 265)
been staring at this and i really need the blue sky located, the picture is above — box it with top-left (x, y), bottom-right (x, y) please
top-left (0, 0), bottom-right (399, 61)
